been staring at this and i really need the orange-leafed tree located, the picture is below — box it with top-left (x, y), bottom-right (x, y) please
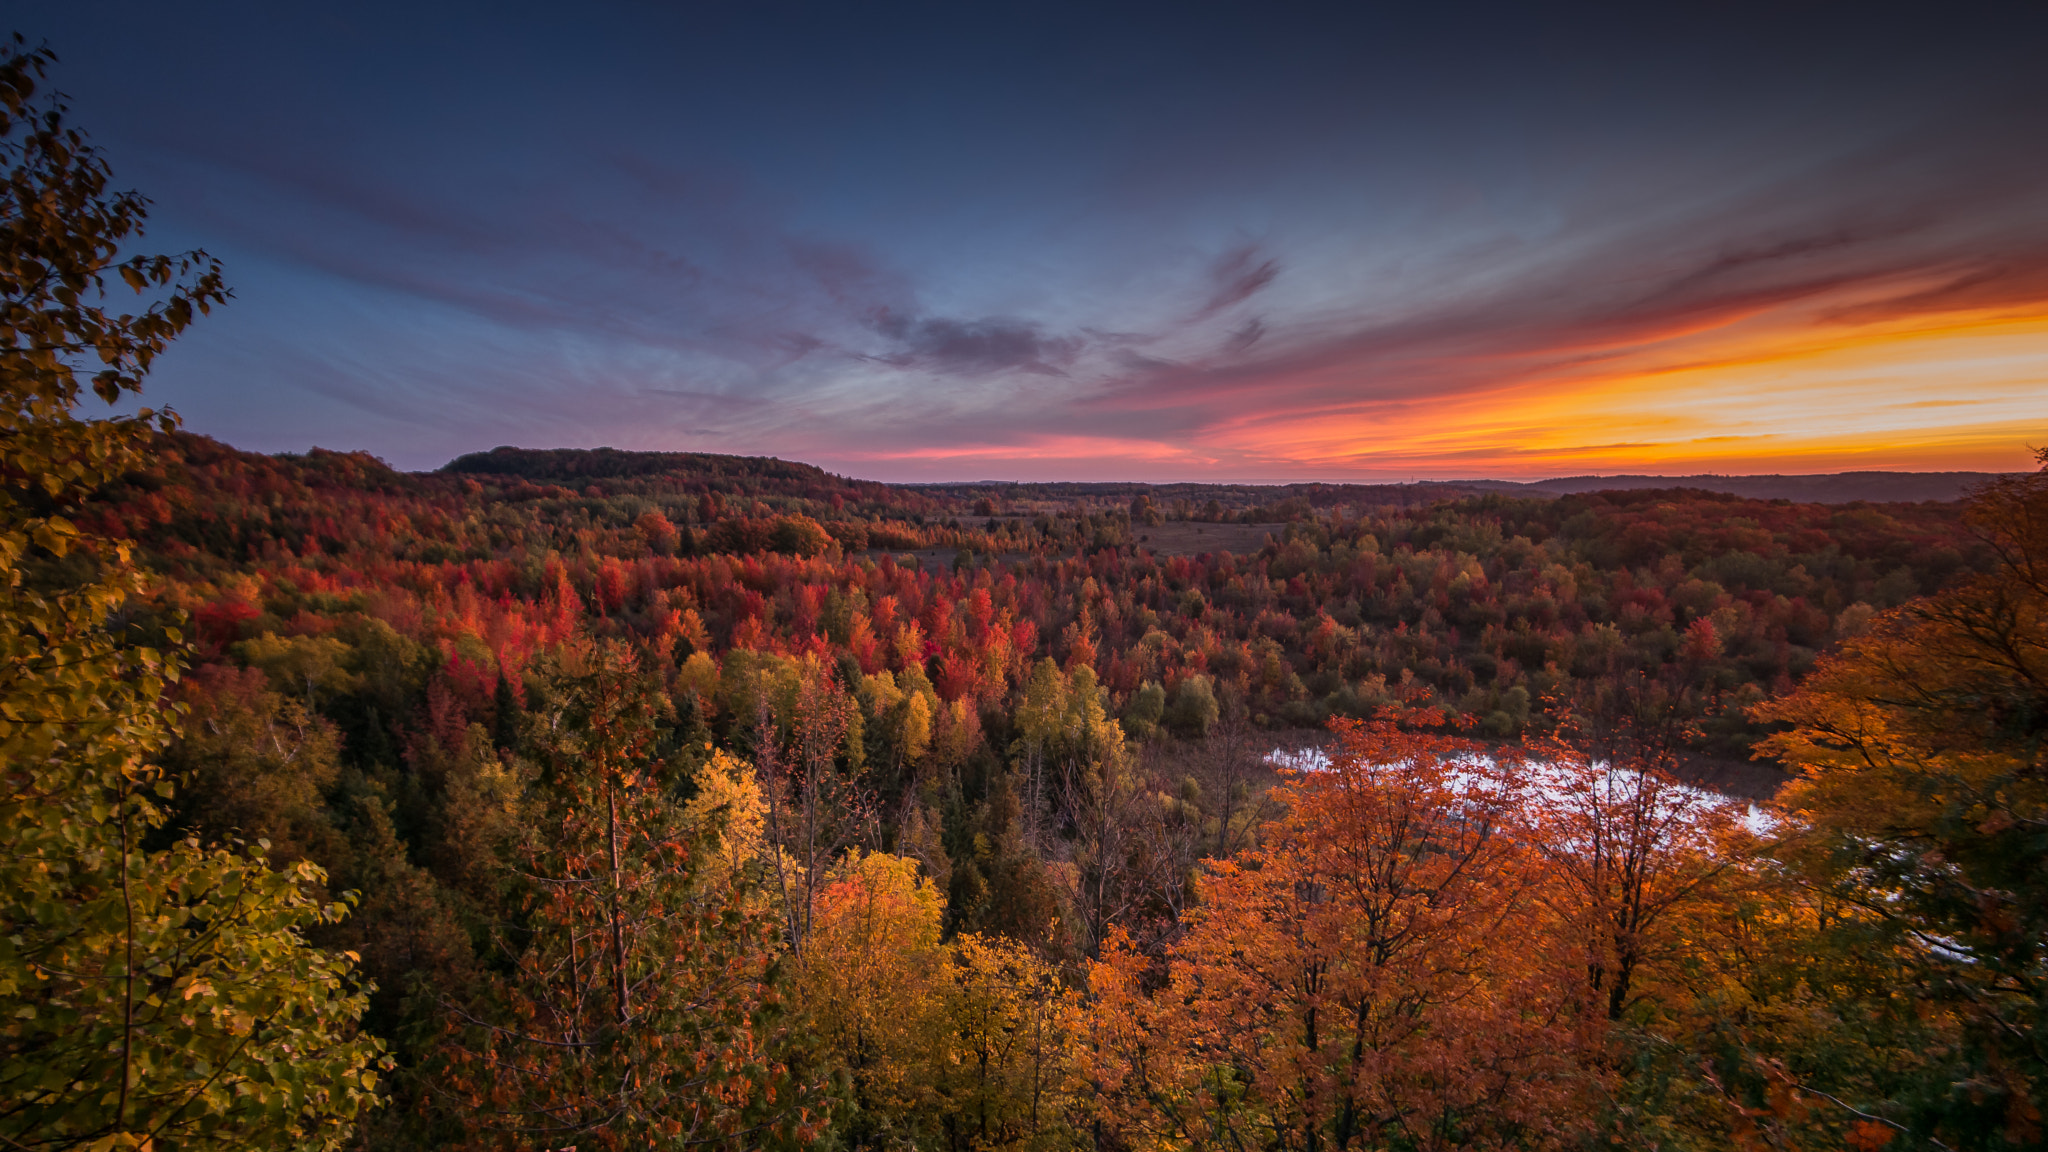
top-left (1521, 677), bottom-right (1745, 1023)
top-left (1749, 452), bottom-right (2048, 1150)
top-left (1082, 714), bottom-right (1592, 1152)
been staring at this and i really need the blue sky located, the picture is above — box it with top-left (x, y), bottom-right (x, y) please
top-left (13, 0), bottom-right (2048, 477)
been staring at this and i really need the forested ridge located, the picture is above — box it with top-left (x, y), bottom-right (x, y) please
top-left (97, 430), bottom-right (1981, 757)
top-left (6, 36), bottom-right (2046, 1152)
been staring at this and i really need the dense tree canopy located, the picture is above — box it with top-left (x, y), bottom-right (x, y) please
top-left (52, 427), bottom-right (2010, 1149)
top-left (6, 30), bottom-right (2043, 1152)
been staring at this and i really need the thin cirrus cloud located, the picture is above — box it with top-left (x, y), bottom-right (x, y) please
top-left (1195, 247), bottom-right (1282, 318)
top-left (1028, 95), bottom-right (2048, 480)
top-left (34, 0), bottom-right (2048, 480)
top-left (153, 89), bottom-right (2048, 481)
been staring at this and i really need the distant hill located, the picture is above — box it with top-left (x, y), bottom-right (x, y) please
top-left (442, 445), bottom-right (835, 485)
top-left (1420, 471), bottom-right (2008, 504)
top-left (438, 449), bottom-right (1482, 510)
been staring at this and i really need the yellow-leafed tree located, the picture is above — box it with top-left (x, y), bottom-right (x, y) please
top-left (0, 39), bottom-right (385, 1150)
top-left (795, 851), bottom-right (948, 1147)
top-left (942, 933), bottom-right (1077, 1150)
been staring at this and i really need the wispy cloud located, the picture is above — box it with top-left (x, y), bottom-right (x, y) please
top-left (867, 310), bottom-right (1082, 376)
top-left (1196, 245), bottom-right (1280, 316)
top-left (85, 8), bottom-right (2047, 479)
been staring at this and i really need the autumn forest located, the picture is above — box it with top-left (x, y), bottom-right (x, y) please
top-left (5, 37), bottom-right (2047, 1152)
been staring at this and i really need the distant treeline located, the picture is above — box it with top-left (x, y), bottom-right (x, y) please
top-left (1440, 469), bottom-right (2014, 503)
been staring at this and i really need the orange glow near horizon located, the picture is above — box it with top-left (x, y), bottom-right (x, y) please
top-left (845, 290), bottom-right (2048, 481)
top-left (1371, 305), bottom-right (2042, 477)
top-left (1255, 310), bottom-right (2048, 477)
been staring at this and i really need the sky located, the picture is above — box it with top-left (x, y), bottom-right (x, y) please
top-left (11, 0), bottom-right (2048, 480)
